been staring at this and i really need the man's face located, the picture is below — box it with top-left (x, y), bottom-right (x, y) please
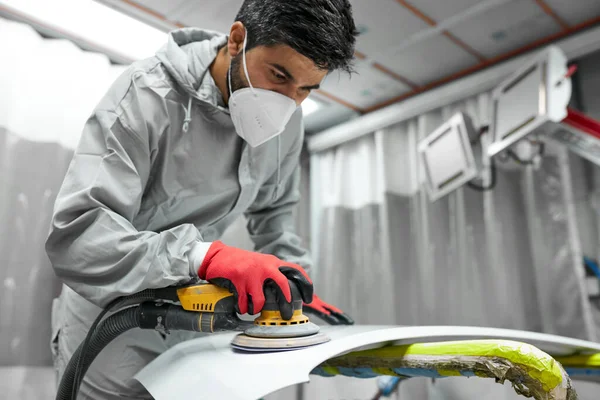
top-left (229, 43), bottom-right (327, 107)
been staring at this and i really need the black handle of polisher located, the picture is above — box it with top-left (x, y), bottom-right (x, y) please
top-left (139, 302), bottom-right (253, 333)
top-left (261, 279), bottom-right (304, 320)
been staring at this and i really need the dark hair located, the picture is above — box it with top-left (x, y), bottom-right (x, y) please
top-left (234, 0), bottom-right (359, 74)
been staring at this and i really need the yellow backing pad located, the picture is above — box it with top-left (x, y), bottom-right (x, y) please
top-left (253, 309), bottom-right (309, 327)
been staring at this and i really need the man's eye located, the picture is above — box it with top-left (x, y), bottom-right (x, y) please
top-left (272, 70), bottom-right (286, 81)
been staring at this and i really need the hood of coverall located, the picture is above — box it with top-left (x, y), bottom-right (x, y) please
top-left (154, 27), bottom-right (287, 194)
top-left (156, 27), bottom-right (229, 109)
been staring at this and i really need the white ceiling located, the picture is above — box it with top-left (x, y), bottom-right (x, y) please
top-left (95, 0), bottom-right (600, 132)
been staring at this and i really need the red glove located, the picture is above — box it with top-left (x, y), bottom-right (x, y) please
top-left (303, 295), bottom-right (354, 325)
top-left (198, 241), bottom-right (313, 317)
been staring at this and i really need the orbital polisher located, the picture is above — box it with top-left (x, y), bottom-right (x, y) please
top-left (229, 280), bottom-right (330, 351)
top-left (56, 280), bottom-right (330, 399)
top-left (175, 279), bottom-right (331, 351)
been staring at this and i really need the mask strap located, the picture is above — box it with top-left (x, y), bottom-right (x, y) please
top-left (240, 29), bottom-right (255, 93)
top-left (227, 28), bottom-right (255, 98)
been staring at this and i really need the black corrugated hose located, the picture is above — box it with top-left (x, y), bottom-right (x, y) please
top-left (55, 305), bottom-right (142, 400)
top-left (68, 288), bottom-right (179, 399)
top-left (71, 289), bottom-right (168, 396)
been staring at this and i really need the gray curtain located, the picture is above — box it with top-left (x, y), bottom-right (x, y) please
top-left (0, 129), bottom-right (70, 399)
top-left (0, 129), bottom-right (72, 365)
top-left (307, 61), bottom-right (600, 398)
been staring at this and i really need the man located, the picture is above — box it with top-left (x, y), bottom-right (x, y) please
top-left (45, 0), bottom-right (358, 398)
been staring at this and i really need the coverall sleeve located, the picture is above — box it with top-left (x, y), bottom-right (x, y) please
top-left (244, 114), bottom-right (314, 276)
top-left (45, 71), bottom-right (205, 308)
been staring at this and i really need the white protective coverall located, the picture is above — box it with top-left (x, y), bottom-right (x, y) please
top-left (45, 27), bottom-right (312, 399)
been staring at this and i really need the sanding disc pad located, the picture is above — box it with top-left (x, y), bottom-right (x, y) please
top-left (230, 331), bottom-right (330, 352)
top-left (244, 321), bottom-right (320, 338)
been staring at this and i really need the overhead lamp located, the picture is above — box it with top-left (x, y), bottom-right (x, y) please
top-left (418, 112), bottom-right (480, 202)
top-left (0, 0), bottom-right (168, 62)
top-left (488, 45), bottom-right (600, 167)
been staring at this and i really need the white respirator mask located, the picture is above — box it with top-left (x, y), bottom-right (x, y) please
top-left (227, 30), bottom-right (298, 147)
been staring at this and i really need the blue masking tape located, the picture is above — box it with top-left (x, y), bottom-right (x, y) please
top-left (337, 367), bottom-right (380, 379)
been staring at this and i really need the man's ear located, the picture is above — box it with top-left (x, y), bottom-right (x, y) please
top-left (227, 21), bottom-right (246, 57)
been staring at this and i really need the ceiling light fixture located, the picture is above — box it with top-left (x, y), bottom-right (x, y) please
top-left (0, 0), bottom-right (167, 62)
